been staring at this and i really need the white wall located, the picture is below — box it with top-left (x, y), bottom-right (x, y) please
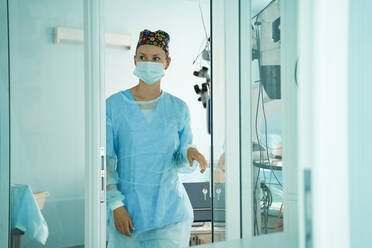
top-left (298, 0), bottom-right (350, 247)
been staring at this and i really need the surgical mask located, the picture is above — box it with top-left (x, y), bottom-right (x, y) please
top-left (133, 62), bottom-right (165, 85)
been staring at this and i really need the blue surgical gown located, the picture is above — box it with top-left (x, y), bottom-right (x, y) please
top-left (11, 184), bottom-right (49, 245)
top-left (106, 89), bottom-right (196, 234)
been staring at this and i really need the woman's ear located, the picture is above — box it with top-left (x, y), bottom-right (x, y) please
top-left (164, 57), bottom-right (171, 70)
top-left (134, 56), bottom-right (137, 66)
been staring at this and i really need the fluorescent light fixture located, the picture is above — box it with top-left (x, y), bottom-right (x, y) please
top-left (55, 26), bottom-right (133, 49)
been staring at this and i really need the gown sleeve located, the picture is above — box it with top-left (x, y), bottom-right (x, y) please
top-left (106, 100), bottom-right (125, 211)
top-left (172, 103), bottom-right (199, 173)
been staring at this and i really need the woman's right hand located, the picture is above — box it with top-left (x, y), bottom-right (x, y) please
top-left (113, 206), bottom-right (135, 237)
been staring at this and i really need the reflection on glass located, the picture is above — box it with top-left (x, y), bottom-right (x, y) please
top-left (9, 0), bottom-right (85, 247)
top-left (251, 0), bottom-right (283, 235)
top-left (104, 0), bottom-right (211, 246)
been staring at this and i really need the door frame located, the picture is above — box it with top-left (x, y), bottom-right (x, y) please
top-left (281, 0), bottom-right (299, 236)
top-left (83, 0), bottom-right (106, 247)
top-left (239, 0), bottom-right (254, 238)
top-left (223, 0), bottom-right (243, 241)
top-left (0, 0), bottom-right (10, 246)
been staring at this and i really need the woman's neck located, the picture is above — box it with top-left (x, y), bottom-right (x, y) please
top-left (130, 80), bottom-right (162, 101)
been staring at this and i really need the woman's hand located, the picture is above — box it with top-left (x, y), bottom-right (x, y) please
top-left (217, 152), bottom-right (226, 172)
top-left (187, 147), bottom-right (208, 173)
top-left (113, 206), bottom-right (135, 237)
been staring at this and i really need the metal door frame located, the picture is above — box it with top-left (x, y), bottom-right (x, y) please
top-left (84, 0), bottom-right (106, 247)
top-left (0, 0), bottom-right (10, 246)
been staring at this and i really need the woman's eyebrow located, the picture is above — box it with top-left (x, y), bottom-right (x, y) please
top-left (138, 53), bottom-right (160, 56)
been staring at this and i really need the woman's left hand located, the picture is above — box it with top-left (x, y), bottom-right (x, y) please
top-left (187, 147), bottom-right (208, 173)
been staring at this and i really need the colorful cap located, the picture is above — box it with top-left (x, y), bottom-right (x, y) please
top-left (136, 29), bottom-right (170, 57)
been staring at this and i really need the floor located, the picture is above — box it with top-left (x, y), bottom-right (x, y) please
top-left (67, 215), bottom-right (283, 248)
top-left (196, 232), bottom-right (297, 248)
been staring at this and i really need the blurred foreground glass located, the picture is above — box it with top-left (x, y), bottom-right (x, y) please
top-left (9, 0), bottom-right (86, 247)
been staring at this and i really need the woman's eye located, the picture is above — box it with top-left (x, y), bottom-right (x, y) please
top-left (153, 57), bottom-right (160, 61)
top-left (139, 56), bottom-right (145, 60)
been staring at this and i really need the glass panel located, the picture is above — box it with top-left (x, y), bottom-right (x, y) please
top-left (211, 0), bottom-right (227, 242)
top-left (211, 48), bottom-right (227, 241)
top-left (9, 1), bottom-right (85, 247)
top-left (104, 0), bottom-right (211, 246)
top-left (251, 0), bottom-right (283, 235)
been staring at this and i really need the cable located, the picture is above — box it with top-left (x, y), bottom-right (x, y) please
top-left (260, 85), bottom-right (282, 187)
top-left (192, 37), bottom-right (208, 65)
top-left (192, 1), bottom-right (210, 66)
top-left (275, 202), bottom-right (284, 232)
top-left (252, 15), bottom-right (283, 234)
top-left (251, 0), bottom-right (277, 20)
top-left (255, 20), bottom-right (282, 188)
top-left (199, 0), bottom-right (209, 40)
top-left (253, 20), bottom-right (265, 236)
top-left (253, 77), bottom-right (263, 235)
top-left (261, 85), bottom-right (270, 162)
top-left (260, 182), bottom-right (272, 233)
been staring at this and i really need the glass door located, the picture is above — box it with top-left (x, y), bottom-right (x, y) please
top-left (7, 0), bottom-right (105, 247)
top-left (250, 0), bottom-right (284, 235)
top-left (247, 0), bottom-right (299, 238)
top-left (210, 0), bottom-right (299, 243)
top-left (211, 0), bottom-right (242, 242)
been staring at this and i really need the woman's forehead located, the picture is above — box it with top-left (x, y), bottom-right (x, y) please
top-left (137, 45), bottom-right (166, 56)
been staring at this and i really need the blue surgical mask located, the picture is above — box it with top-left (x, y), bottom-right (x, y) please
top-left (133, 62), bottom-right (165, 85)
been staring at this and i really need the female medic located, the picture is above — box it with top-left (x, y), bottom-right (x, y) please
top-left (106, 29), bottom-right (208, 248)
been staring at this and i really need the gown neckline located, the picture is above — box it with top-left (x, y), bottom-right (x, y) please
top-left (120, 89), bottom-right (163, 125)
top-left (120, 89), bottom-right (164, 105)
